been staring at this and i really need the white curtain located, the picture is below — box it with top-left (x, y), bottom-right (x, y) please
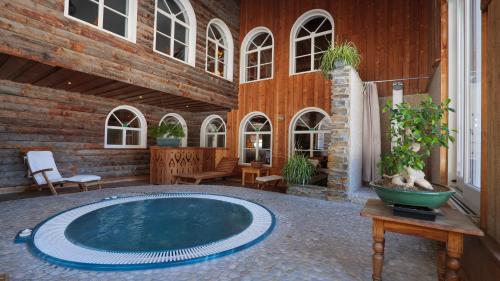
top-left (362, 82), bottom-right (381, 182)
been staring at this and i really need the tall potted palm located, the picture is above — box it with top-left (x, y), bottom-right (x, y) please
top-left (371, 97), bottom-right (456, 209)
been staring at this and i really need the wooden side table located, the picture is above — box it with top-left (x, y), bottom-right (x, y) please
top-left (361, 199), bottom-right (483, 281)
top-left (241, 166), bottom-right (270, 185)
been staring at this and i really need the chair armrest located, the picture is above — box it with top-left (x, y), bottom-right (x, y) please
top-left (31, 168), bottom-right (53, 175)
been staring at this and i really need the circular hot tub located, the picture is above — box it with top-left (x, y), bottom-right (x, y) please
top-left (29, 193), bottom-right (275, 270)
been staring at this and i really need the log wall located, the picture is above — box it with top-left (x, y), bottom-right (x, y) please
top-left (0, 0), bottom-right (240, 108)
top-left (0, 79), bottom-right (226, 190)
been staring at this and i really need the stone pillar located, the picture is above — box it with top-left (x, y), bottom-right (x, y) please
top-left (327, 66), bottom-right (364, 199)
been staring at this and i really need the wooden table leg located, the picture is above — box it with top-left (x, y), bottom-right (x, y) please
top-left (446, 232), bottom-right (463, 281)
top-left (372, 219), bottom-right (385, 281)
top-left (242, 172), bottom-right (246, 185)
top-left (437, 242), bottom-right (447, 281)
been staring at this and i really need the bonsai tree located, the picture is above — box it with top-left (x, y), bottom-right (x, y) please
top-left (149, 122), bottom-right (185, 139)
top-left (320, 41), bottom-right (361, 77)
top-left (283, 154), bottom-right (316, 185)
top-left (378, 97), bottom-right (455, 190)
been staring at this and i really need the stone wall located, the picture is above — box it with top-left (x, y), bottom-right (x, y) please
top-left (327, 66), bottom-right (364, 199)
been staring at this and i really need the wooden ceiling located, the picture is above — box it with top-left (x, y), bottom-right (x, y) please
top-left (0, 54), bottom-right (229, 112)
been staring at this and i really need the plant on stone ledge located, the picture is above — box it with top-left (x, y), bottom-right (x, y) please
top-left (378, 97), bottom-right (455, 190)
top-left (283, 154), bottom-right (316, 186)
top-left (149, 122), bottom-right (185, 139)
top-left (320, 41), bottom-right (361, 78)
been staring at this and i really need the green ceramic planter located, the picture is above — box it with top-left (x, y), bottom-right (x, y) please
top-left (369, 182), bottom-right (455, 209)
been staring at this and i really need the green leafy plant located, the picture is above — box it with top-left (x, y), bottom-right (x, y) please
top-left (282, 154), bottom-right (316, 185)
top-left (379, 97), bottom-right (455, 177)
top-left (148, 123), bottom-right (185, 139)
top-left (320, 41), bottom-right (361, 77)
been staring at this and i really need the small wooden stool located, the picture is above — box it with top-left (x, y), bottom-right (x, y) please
top-left (256, 175), bottom-right (283, 189)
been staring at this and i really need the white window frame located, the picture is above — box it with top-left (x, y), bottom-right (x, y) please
top-left (159, 113), bottom-right (188, 147)
top-left (240, 26), bottom-right (274, 84)
top-left (238, 112), bottom-right (273, 166)
top-left (64, 0), bottom-right (138, 43)
top-left (205, 19), bottom-right (234, 81)
top-left (153, 0), bottom-right (197, 66)
top-left (448, 0), bottom-right (482, 214)
top-left (104, 105), bottom-right (147, 149)
top-left (289, 9), bottom-right (334, 75)
top-left (200, 115), bottom-right (227, 148)
top-left (288, 107), bottom-right (331, 157)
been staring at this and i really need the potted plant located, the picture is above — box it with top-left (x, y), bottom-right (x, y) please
top-left (149, 122), bottom-right (185, 147)
top-left (320, 41), bottom-right (361, 77)
top-left (371, 97), bottom-right (456, 209)
top-left (283, 154), bottom-right (316, 186)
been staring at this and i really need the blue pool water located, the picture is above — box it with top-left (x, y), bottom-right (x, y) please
top-left (65, 198), bottom-right (253, 252)
top-left (29, 193), bottom-right (275, 270)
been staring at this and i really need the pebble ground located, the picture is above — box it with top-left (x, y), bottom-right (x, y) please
top-left (0, 185), bottom-right (437, 281)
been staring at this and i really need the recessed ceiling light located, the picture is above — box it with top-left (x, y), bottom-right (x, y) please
top-left (67, 81), bottom-right (72, 85)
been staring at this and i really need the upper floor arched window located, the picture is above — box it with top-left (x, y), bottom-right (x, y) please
top-left (239, 112), bottom-right (272, 165)
top-left (206, 19), bottom-right (234, 81)
top-left (105, 105), bottom-right (147, 148)
top-left (240, 27), bottom-right (274, 83)
top-left (154, 0), bottom-right (197, 66)
top-left (159, 113), bottom-right (188, 147)
top-left (200, 115), bottom-right (226, 148)
top-left (290, 9), bottom-right (334, 74)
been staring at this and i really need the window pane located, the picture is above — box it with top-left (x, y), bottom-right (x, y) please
top-left (173, 41), bottom-right (187, 61)
top-left (155, 33), bottom-right (171, 55)
top-left (156, 13), bottom-right (171, 36)
top-left (245, 134), bottom-right (257, 148)
top-left (295, 56), bottom-right (311, 73)
top-left (295, 133), bottom-right (311, 150)
top-left (303, 17), bottom-right (324, 33)
top-left (206, 135), bottom-right (215, 147)
top-left (244, 149), bottom-right (256, 163)
top-left (68, 0), bottom-right (99, 26)
top-left (174, 24), bottom-right (187, 43)
top-left (260, 48), bottom-right (272, 64)
top-left (246, 66), bottom-right (257, 82)
top-left (247, 52), bottom-right (258, 67)
top-left (262, 35), bottom-right (272, 47)
top-left (314, 35), bottom-right (330, 52)
top-left (316, 18), bottom-right (332, 33)
top-left (262, 134), bottom-right (271, 149)
top-left (297, 27), bottom-right (309, 38)
top-left (211, 24), bottom-right (223, 40)
top-left (158, 0), bottom-right (169, 13)
top-left (217, 135), bottom-right (225, 148)
top-left (112, 110), bottom-right (136, 126)
top-left (107, 114), bottom-right (122, 127)
top-left (104, 0), bottom-right (128, 14)
top-left (107, 129), bottom-right (123, 145)
top-left (207, 41), bottom-right (216, 59)
top-left (206, 57), bottom-right (216, 73)
top-left (125, 130), bottom-right (140, 145)
top-left (217, 60), bottom-right (225, 77)
top-left (314, 52), bottom-right (324, 70)
top-left (103, 8), bottom-right (127, 37)
top-left (252, 33), bottom-right (268, 47)
top-left (166, 0), bottom-right (181, 14)
top-left (217, 47), bottom-right (225, 61)
top-left (296, 39), bottom-right (311, 57)
top-left (313, 132), bottom-right (329, 151)
top-left (249, 116), bottom-right (270, 131)
top-left (260, 64), bottom-right (272, 79)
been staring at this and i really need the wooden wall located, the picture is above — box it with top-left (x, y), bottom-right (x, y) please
top-left (0, 79), bottom-right (226, 190)
top-left (0, 0), bottom-right (240, 109)
top-left (227, 0), bottom-right (435, 173)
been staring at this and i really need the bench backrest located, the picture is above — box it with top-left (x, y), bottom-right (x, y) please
top-left (215, 157), bottom-right (239, 174)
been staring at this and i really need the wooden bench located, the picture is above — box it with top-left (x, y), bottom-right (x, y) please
top-left (174, 157), bottom-right (238, 185)
top-left (255, 175), bottom-right (283, 189)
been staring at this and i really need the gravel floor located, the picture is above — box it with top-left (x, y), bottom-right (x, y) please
top-left (0, 185), bottom-right (438, 281)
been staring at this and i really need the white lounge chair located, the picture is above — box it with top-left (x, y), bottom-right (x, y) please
top-left (26, 151), bottom-right (101, 195)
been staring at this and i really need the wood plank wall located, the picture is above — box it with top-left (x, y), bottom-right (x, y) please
top-left (0, 79), bottom-right (227, 189)
top-left (0, 0), bottom-right (240, 108)
top-left (227, 0), bottom-right (435, 174)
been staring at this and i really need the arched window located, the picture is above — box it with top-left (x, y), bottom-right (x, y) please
top-left (200, 115), bottom-right (226, 148)
top-left (159, 113), bottom-right (188, 147)
top-left (289, 108), bottom-right (332, 166)
top-left (154, 0), bottom-right (197, 66)
top-left (105, 105), bottom-right (147, 148)
top-left (206, 19), bottom-right (234, 81)
top-left (290, 9), bottom-right (334, 74)
top-left (240, 27), bottom-right (274, 83)
top-left (239, 112), bottom-right (272, 165)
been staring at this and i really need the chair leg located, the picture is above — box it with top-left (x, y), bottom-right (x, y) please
top-left (98, 181), bottom-right (102, 189)
top-left (41, 171), bottom-right (57, 195)
top-left (194, 179), bottom-right (202, 185)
